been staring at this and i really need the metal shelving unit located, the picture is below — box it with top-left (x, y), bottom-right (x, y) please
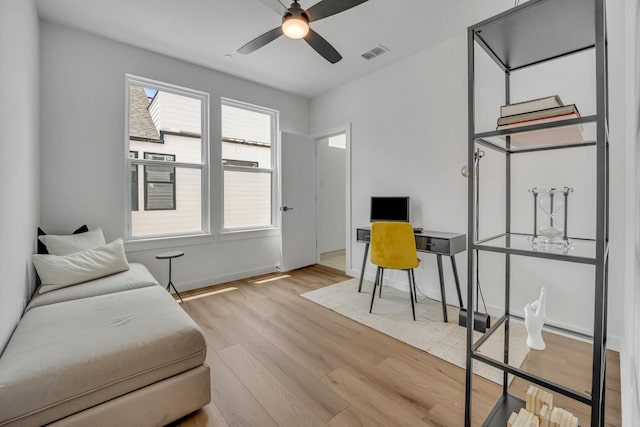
top-left (464, 0), bottom-right (609, 426)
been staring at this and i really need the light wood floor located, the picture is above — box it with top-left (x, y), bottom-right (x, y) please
top-left (170, 265), bottom-right (621, 427)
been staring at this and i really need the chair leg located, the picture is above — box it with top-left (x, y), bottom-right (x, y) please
top-left (369, 267), bottom-right (380, 314)
top-left (407, 269), bottom-right (416, 321)
top-left (410, 269), bottom-right (418, 303)
top-left (379, 268), bottom-right (384, 297)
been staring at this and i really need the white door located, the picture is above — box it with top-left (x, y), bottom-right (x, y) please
top-left (280, 132), bottom-right (317, 271)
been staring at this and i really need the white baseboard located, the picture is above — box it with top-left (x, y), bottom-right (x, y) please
top-left (174, 265), bottom-right (279, 293)
top-left (352, 269), bottom-right (621, 352)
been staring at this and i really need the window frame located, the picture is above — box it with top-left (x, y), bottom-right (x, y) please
top-left (221, 98), bottom-right (279, 233)
top-left (143, 152), bottom-right (176, 211)
top-left (124, 74), bottom-right (210, 242)
top-left (129, 151), bottom-right (139, 211)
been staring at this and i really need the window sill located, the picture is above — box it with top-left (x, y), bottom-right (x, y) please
top-left (125, 233), bottom-right (214, 252)
top-left (218, 227), bottom-right (280, 241)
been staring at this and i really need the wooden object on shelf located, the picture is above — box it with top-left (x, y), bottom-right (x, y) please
top-left (539, 404), bottom-right (551, 427)
top-left (510, 407), bottom-right (540, 427)
top-left (508, 411), bottom-right (518, 426)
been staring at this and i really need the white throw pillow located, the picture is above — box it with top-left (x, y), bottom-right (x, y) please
top-left (33, 239), bottom-right (130, 294)
top-left (38, 227), bottom-right (106, 256)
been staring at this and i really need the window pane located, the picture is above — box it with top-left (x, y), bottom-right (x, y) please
top-left (146, 165), bottom-right (174, 183)
top-left (132, 167), bottom-right (202, 237)
top-left (146, 182), bottom-right (175, 210)
top-left (127, 78), bottom-right (208, 240)
top-left (224, 170), bottom-right (272, 229)
top-left (129, 85), bottom-right (202, 164)
top-left (221, 104), bottom-right (272, 168)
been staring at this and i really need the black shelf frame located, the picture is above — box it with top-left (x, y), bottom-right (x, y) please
top-left (464, 0), bottom-right (609, 426)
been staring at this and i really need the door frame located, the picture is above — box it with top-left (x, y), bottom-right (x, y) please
top-left (311, 123), bottom-right (352, 275)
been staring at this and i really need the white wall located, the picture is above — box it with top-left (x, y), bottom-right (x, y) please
top-left (317, 135), bottom-right (346, 254)
top-left (310, 0), bottom-right (629, 351)
top-left (621, 0), bottom-right (640, 424)
top-left (39, 22), bottom-right (310, 291)
top-left (0, 0), bottom-right (40, 353)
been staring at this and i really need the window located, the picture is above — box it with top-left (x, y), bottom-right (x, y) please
top-left (221, 99), bottom-right (278, 230)
top-left (126, 75), bottom-right (209, 239)
top-left (144, 152), bottom-right (176, 211)
top-left (129, 151), bottom-right (139, 211)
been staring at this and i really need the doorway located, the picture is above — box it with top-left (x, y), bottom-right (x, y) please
top-left (315, 127), bottom-right (350, 273)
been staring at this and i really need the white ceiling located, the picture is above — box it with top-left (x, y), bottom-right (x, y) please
top-left (35, 0), bottom-right (511, 98)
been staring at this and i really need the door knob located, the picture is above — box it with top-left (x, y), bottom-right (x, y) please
top-left (281, 206), bottom-right (294, 212)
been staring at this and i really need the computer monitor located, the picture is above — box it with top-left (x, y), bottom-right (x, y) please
top-left (370, 196), bottom-right (410, 222)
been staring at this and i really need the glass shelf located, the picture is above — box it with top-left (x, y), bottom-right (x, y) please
top-left (472, 316), bottom-right (594, 405)
top-left (474, 233), bottom-right (598, 264)
top-left (474, 116), bottom-right (598, 153)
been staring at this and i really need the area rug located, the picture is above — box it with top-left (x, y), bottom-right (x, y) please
top-left (301, 278), bottom-right (530, 384)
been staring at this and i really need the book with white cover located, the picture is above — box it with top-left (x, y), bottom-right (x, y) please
top-left (501, 95), bottom-right (563, 116)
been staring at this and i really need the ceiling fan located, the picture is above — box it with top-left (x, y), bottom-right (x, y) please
top-left (237, 0), bottom-right (370, 64)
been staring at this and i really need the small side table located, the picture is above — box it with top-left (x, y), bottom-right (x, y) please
top-left (156, 251), bottom-right (185, 303)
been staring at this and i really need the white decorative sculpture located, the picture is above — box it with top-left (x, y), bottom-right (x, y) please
top-left (524, 287), bottom-right (547, 350)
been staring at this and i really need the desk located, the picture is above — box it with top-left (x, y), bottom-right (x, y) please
top-left (356, 228), bottom-right (466, 322)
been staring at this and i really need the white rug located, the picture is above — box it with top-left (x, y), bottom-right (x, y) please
top-left (301, 278), bottom-right (530, 384)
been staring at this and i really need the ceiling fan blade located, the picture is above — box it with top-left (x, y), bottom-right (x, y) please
top-left (238, 26), bottom-right (284, 54)
top-left (305, 0), bottom-right (369, 23)
top-left (254, 0), bottom-right (288, 15)
top-left (304, 28), bottom-right (342, 64)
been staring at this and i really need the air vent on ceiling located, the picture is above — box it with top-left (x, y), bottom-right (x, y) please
top-left (361, 44), bottom-right (390, 60)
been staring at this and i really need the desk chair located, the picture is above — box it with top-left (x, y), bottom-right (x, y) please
top-left (369, 222), bottom-right (419, 321)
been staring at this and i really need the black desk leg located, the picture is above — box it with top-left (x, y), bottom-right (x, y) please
top-left (450, 255), bottom-right (464, 308)
top-left (436, 254), bottom-right (448, 322)
top-left (358, 243), bottom-right (370, 292)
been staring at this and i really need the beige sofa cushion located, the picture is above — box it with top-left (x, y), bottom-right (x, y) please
top-left (0, 286), bottom-right (206, 427)
top-left (26, 262), bottom-right (158, 312)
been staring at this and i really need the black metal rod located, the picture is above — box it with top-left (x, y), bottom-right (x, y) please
top-left (472, 314), bottom-right (508, 352)
top-left (464, 27), bottom-right (476, 427)
top-left (473, 243), bottom-right (597, 265)
top-left (511, 141), bottom-right (597, 154)
top-left (564, 188), bottom-right (569, 241)
top-left (504, 69), bottom-right (511, 395)
top-left (592, 0), bottom-right (608, 424)
top-left (549, 191), bottom-right (555, 228)
top-left (533, 191), bottom-right (538, 238)
top-left (471, 353), bottom-right (593, 405)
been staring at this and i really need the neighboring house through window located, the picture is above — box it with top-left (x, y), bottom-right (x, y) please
top-left (126, 76), bottom-right (209, 239)
top-left (144, 152), bottom-right (176, 211)
top-left (221, 99), bottom-right (278, 230)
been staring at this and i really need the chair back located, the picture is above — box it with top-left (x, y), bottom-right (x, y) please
top-left (370, 222), bottom-right (419, 269)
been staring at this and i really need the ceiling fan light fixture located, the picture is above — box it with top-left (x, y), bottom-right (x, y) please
top-left (282, 14), bottom-right (309, 39)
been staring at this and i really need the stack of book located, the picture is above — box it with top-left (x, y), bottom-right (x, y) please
top-left (497, 95), bottom-right (584, 147)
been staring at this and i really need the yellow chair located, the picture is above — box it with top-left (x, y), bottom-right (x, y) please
top-left (369, 221), bottom-right (419, 321)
